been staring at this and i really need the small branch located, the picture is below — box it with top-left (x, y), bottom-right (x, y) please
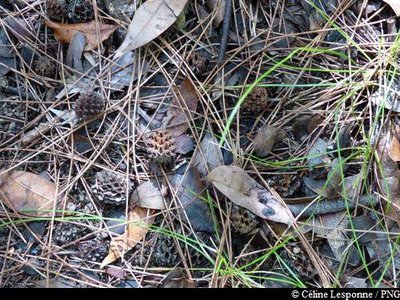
top-left (217, 0), bottom-right (232, 65)
top-left (288, 194), bottom-right (378, 218)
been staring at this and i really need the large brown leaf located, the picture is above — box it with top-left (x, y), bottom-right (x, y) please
top-left (208, 166), bottom-right (293, 225)
top-left (44, 20), bottom-right (118, 51)
top-left (0, 169), bottom-right (64, 217)
top-left (100, 207), bottom-right (155, 268)
top-left (167, 78), bottom-right (199, 137)
top-left (115, 0), bottom-right (189, 57)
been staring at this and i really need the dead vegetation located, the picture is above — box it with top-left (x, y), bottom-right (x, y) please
top-left (1, 0), bottom-right (400, 288)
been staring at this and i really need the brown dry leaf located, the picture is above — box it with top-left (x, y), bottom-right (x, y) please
top-left (376, 128), bottom-right (400, 224)
top-left (168, 78), bottom-right (199, 137)
top-left (160, 268), bottom-right (196, 288)
top-left (115, 0), bottom-right (189, 57)
top-left (208, 166), bottom-right (293, 225)
top-left (44, 20), bottom-right (118, 51)
top-left (389, 134), bottom-right (400, 161)
top-left (253, 125), bottom-right (285, 157)
top-left (0, 169), bottom-right (64, 217)
top-left (100, 207), bottom-right (155, 268)
top-left (383, 0), bottom-right (400, 16)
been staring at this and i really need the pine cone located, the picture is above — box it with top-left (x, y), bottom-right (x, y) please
top-left (73, 91), bottom-right (105, 121)
top-left (230, 204), bottom-right (259, 234)
top-left (53, 223), bottom-right (87, 245)
top-left (92, 170), bottom-right (132, 206)
top-left (187, 232), bottom-right (213, 267)
top-left (146, 129), bottom-right (176, 166)
top-left (241, 87), bottom-right (269, 115)
top-left (67, 0), bottom-right (94, 23)
top-left (281, 243), bottom-right (318, 280)
top-left (47, 0), bottom-right (68, 22)
top-left (78, 238), bottom-right (109, 262)
top-left (33, 55), bottom-right (56, 78)
top-left (188, 52), bottom-right (209, 77)
top-left (153, 234), bottom-right (180, 267)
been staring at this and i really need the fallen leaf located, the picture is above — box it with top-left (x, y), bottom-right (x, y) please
top-left (115, 0), bottom-right (189, 57)
top-left (168, 78), bottom-right (199, 137)
top-left (110, 51), bottom-right (150, 90)
top-left (193, 133), bottom-right (224, 177)
top-left (170, 167), bottom-right (215, 232)
top-left (160, 268), bottom-right (196, 288)
top-left (383, 0), bottom-right (400, 16)
top-left (307, 138), bottom-right (330, 168)
top-left (376, 129), bottom-right (400, 219)
top-left (0, 169), bottom-right (65, 217)
top-left (389, 134), bottom-right (400, 161)
top-left (100, 207), bottom-right (155, 268)
top-left (45, 20), bottom-right (118, 51)
top-left (208, 166), bottom-right (293, 225)
top-left (66, 32), bottom-right (86, 71)
top-left (174, 134), bottom-right (194, 154)
top-left (3, 17), bottom-right (36, 44)
top-left (253, 125), bottom-right (285, 157)
top-left (130, 181), bottom-right (166, 210)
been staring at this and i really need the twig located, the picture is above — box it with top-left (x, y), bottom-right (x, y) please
top-left (217, 0), bottom-right (232, 65)
top-left (288, 194), bottom-right (378, 218)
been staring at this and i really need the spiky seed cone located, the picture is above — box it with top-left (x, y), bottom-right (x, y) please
top-left (147, 129), bottom-right (176, 166)
top-left (230, 204), bottom-right (259, 234)
top-left (53, 223), bottom-right (87, 245)
top-left (73, 91), bottom-right (105, 121)
top-left (188, 52), bottom-right (208, 76)
top-left (67, 0), bottom-right (94, 23)
top-left (92, 170), bottom-right (132, 206)
top-left (153, 234), bottom-right (180, 267)
top-left (242, 87), bottom-right (269, 115)
top-left (34, 55), bottom-right (56, 77)
top-left (78, 238), bottom-right (109, 262)
top-left (47, 0), bottom-right (68, 22)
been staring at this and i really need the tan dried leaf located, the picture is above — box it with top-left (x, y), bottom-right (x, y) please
top-left (115, 0), bottom-right (189, 57)
top-left (44, 20), bottom-right (118, 51)
top-left (100, 207), bottom-right (155, 268)
top-left (0, 169), bottom-right (64, 217)
top-left (130, 181), bottom-right (166, 210)
top-left (208, 166), bottom-right (293, 225)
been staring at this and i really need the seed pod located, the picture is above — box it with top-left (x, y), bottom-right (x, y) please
top-left (230, 204), bottom-right (259, 234)
top-left (92, 170), bottom-right (132, 206)
top-left (73, 91), bottom-right (105, 121)
top-left (241, 87), bottom-right (269, 115)
top-left (47, 0), bottom-right (68, 22)
top-left (146, 129), bottom-right (176, 166)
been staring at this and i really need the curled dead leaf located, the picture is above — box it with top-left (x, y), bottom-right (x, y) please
top-left (0, 169), bottom-right (65, 217)
top-left (100, 207), bottom-right (155, 268)
top-left (45, 20), bottom-right (118, 51)
top-left (208, 166), bottom-right (293, 225)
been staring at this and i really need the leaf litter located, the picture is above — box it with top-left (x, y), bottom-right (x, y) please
top-left (1, 0), bottom-right (400, 289)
